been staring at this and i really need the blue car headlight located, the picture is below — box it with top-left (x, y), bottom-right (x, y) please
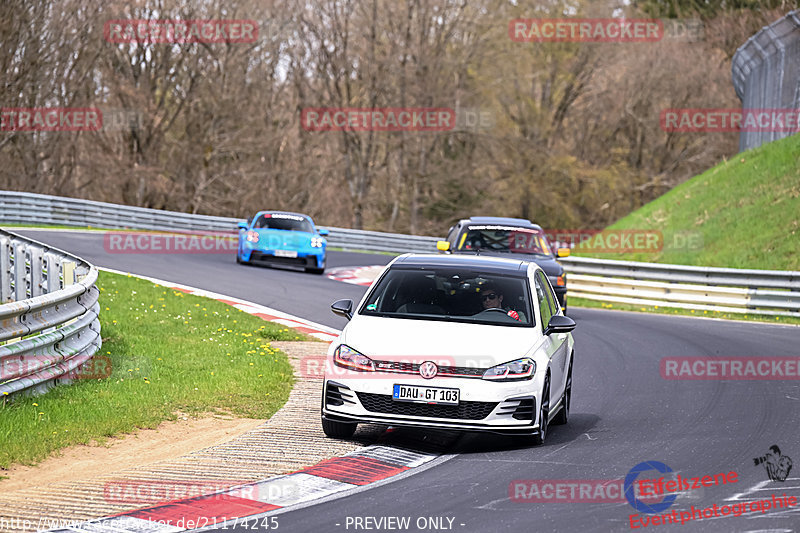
top-left (311, 237), bottom-right (324, 248)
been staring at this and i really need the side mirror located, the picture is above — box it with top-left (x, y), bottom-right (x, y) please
top-left (331, 299), bottom-right (353, 320)
top-left (556, 247), bottom-right (570, 258)
top-left (237, 221), bottom-right (248, 230)
top-left (544, 315), bottom-right (576, 336)
top-left (318, 228), bottom-right (329, 236)
top-left (436, 240), bottom-right (450, 252)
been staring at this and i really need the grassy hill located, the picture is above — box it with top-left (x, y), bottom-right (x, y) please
top-left (597, 133), bottom-right (800, 270)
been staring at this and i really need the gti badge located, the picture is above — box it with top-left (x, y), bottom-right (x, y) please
top-left (419, 361), bottom-right (438, 379)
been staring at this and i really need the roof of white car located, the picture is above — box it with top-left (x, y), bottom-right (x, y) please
top-left (393, 253), bottom-right (533, 275)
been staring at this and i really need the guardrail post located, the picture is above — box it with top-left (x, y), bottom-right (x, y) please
top-left (44, 253), bottom-right (59, 293)
top-left (29, 247), bottom-right (44, 297)
top-left (62, 260), bottom-right (76, 288)
top-left (13, 242), bottom-right (28, 301)
top-left (0, 235), bottom-right (10, 302)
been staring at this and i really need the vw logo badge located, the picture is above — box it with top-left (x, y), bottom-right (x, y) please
top-left (419, 361), bottom-right (438, 379)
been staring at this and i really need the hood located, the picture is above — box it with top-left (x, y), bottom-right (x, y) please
top-left (529, 255), bottom-right (563, 278)
top-left (340, 315), bottom-right (541, 367)
top-left (453, 250), bottom-right (563, 277)
top-left (253, 228), bottom-right (314, 248)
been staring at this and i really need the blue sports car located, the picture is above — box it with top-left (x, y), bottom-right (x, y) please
top-left (237, 211), bottom-right (328, 274)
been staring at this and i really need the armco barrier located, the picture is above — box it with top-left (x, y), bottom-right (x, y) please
top-left (0, 190), bottom-right (438, 254)
top-left (562, 256), bottom-right (800, 317)
top-left (1, 190), bottom-right (798, 318)
top-left (0, 229), bottom-right (101, 397)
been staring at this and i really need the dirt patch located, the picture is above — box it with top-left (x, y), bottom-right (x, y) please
top-left (0, 415), bottom-right (266, 492)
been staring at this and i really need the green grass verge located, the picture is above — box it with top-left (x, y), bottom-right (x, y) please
top-left (579, 133), bottom-right (800, 270)
top-left (0, 271), bottom-right (307, 470)
top-left (570, 297), bottom-right (800, 326)
top-left (566, 134), bottom-right (799, 324)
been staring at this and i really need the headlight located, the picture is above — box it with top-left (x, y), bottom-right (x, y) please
top-left (246, 230), bottom-right (259, 243)
top-left (333, 345), bottom-right (375, 372)
top-left (482, 358), bottom-right (535, 381)
top-left (311, 237), bottom-right (324, 248)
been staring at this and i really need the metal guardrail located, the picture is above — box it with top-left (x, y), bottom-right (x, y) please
top-left (0, 190), bottom-right (798, 318)
top-left (0, 229), bottom-right (101, 398)
top-left (0, 190), bottom-right (438, 254)
top-left (562, 257), bottom-right (800, 317)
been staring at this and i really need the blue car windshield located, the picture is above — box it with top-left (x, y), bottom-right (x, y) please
top-left (253, 214), bottom-right (313, 233)
top-left (360, 268), bottom-right (533, 326)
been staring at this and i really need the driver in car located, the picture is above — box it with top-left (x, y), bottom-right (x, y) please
top-left (479, 284), bottom-right (520, 321)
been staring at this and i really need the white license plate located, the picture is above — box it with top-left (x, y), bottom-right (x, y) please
top-left (274, 250), bottom-right (297, 258)
top-left (392, 384), bottom-right (459, 405)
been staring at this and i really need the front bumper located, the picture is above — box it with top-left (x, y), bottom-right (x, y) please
top-left (321, 376), bottom-right (543, 436)
top-left (240, 245), bottom-right (325, 268)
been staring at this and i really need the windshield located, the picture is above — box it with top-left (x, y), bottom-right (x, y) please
top-left (360, 268), bottom-right (533, 326)
top-left (253, 213), bottom-right (314, 233)
top-left (457, 225), bottom-right (552, 255)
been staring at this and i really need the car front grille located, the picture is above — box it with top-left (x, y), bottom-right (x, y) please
top-left (249, 252), bottom-right (313, 266)
top-left (355, 392), bottom-right (497, 420)
top-left (372, 360), bottom-right (485, 378)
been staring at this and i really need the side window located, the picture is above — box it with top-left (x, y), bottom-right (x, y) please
top-left (538, 271), bottom-right (559, 317)
top-left (534, 274), bottom-right (553, 332)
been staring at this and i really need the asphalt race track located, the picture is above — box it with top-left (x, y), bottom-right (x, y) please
top-left (16, 229), bottom-right (391, 329)
top-left (17, 229), bottom-right (800, 533)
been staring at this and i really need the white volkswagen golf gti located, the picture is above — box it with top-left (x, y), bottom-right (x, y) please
top-left (321, 254), bottom-right (576, 445)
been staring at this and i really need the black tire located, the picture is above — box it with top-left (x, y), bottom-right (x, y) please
top-left (553, 357), bottom-right (572, 426)
top-left (322, 418), bottom-right (356, 438)
top-left (533, 375), bottom-right (550, 445)
top-left (306, 267), bottom-right (325, 275)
